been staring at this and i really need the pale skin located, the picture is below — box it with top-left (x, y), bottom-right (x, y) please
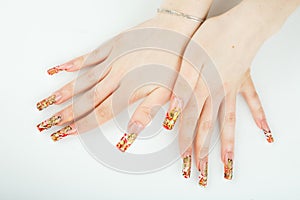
top-left (37, 0), bottom-right (300, 185)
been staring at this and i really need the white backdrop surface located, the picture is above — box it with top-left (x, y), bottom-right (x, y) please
top-left (0, 0), bottom-right (300, 199)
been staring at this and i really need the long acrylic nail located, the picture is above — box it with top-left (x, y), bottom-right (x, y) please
top-left (47, 63), bottom-right (73, 75)
top-left (261, 120), bottom-right (274, 143)
top-left (163, 97), bottom-right (182, 130)
top-left (116, 122), bottom-right (143, 152)
top-left (37, 115), bottom-right (62, 132)
top-left (36, 94), bottom-right (61, 111)
top-left (199, 159), bottom-right (208, 187)
top-left (182, 155), bottom-right (192, 178)
top-left (51, 125), bottom-right (76, 142)
top-left (224, 153), bottom-right (233, 180)
top-left (47, 66), bottom-right (63, 75)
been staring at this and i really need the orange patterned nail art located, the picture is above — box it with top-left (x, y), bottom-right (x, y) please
top-left (163, 97), bottom-right (182, 130)
top-left (37, 95), bottom-right (57, 111)
top-left (224, 159), bottom-right (233, 180)
top-left (182, 155), bottom-right (192, 178)
top-left (47, 66), bottom-right (63, 75)
top-left (163, 108), bottom-right (181, 130)
top-left (263, 129), bottom-right (274, 143)
top-left (199, 161), bottom-right (208, 187)
top-left (51, 126), bottom-right (75, 142)
top-left (37, 115), bottom-right (62, 132)
top-left (116, 133), bottom-right (138, 152)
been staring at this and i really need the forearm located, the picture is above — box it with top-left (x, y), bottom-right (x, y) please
top-left (225, 0), bottom-right (300, 39)
top-left (160, 0), bottom-right (214, 19)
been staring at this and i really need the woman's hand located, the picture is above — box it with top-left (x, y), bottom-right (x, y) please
top-left (36, 0), bottom-right (213, 141)
top-left (166, 1), bottom-right (287, 185)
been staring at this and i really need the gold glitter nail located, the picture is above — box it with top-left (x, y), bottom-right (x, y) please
top-left (224, 159), bottom-right (233, 180)
top-left (116, 133), bottom-right (138, 152)
top-left (199, 161), bottom-right (208, 187)
top-left (182, 155), bottom-right (192, 178)
top-left (37, 95), bottom-right (56, 111)
top-left (51, 126), bottom-right (73, 142)
top-left (37, 115), bottom-right (62, 132)
top-left (163, 108), bottom-right (181, 130)
top-left (263, 129), bottom-right (274, 143)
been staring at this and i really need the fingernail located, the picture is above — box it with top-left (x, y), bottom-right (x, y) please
top-left (51, 125), bottom-right (76, 142)
top-left (47, 64), bottom-right (73, 75)
top-left (224, 153), bottom-right (233, 180)
top-left (163, 97), bottom-right (182, 130)
top-left (47, 66), bottom-right (63, 75)
top-left (199, 159), bottom-right (208, 187)
top-left (36, 94), bottom-right (61, 111)
top-left (182, 155), bottom-right (192, 178)
top-left (261, 120), bottom-right (274, 143)
top-left (37, 115), bottom-right (62, 132)
top-left (116, 122), bottom-right (143, 152)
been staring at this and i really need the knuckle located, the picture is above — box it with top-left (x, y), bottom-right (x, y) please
top-left (179, 135), bottom-right (194, 146)
top-left (222, 137), bottom-right (235, 146)
top-left (200, 120), bottom-right (213, 132)
top-left (96, 105), bottom-right (111, 119)
top-left (249, 91), bottom-right (259, 99)
top-left (198, 146), bottom-right (209, 155)
top-left (255, 106), bottom-right (266, 120)
top-left (87, 88), bottom-right (98, 102)
top-left (256, 105), bottom-right (264, 114)
top-left (224, 112), bottom-right (236, 124)
top-left (129, 88), bottom-right (150, 104)
top-left (138, 105), bottom-right (152, 117)
top-left (86, 70), bottom-right (98, 82)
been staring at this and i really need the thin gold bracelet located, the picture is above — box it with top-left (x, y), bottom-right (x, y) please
top-left (157, 8), bottom-right (205, 23)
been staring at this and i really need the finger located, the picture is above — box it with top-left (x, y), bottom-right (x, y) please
top-left (219, 92), bottom-right (236, 181)
top-left (36, 83), bottom-right (159, 132)
top-left (116, 87), bottom-right (171, 152)
top-left (163, 44), bottom-right (206, 130)
top-left (47, 39), bottom-right (113, 75)
top-left (36, 61), bottom-right (112, 110)
top-left (178, 78), bottom-right (208, 179)
top-left (194, 97), bottom-right (215, 187)
top-left (240, 77), bottom-right (274, 143)
top-left (46, 86), bottom-right (161, 141)
top-left (49, 94), bottom-right (115, 142)
top-left (52, 74), bottom-right (119, 128)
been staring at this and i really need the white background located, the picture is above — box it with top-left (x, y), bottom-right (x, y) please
top-left (1, 0), bottom-right (300, 199)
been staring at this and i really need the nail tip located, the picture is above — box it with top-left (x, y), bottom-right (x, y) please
top-left (50, 125), bottom-right (73, 142)
top-left (182, 173), bottom-right (190, 179)
top-left (224, 158), bottom-right (233, 181)
top-left (224, 175), bottom-right (232, 181)
top-left (199, 182), bottom-right (207, 187)
top-left (116, 144), bottom-right (127, 152)
top-left (37, 116), bottom-right (62, 133)
top-left (182, 155), bottom-right (191, 179)
top-left (47, 66), bottom-right (62, 75)
top-left (115, 133), bottom-right (137, 152)
top-left (163, 124), bottom-right (172, 130)
top-left (36, 95), bottom-right (57, 111)
top-left (163, 108), bottom-right (180, 130)
top-left (36, 126), bottom-right (44, 132)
